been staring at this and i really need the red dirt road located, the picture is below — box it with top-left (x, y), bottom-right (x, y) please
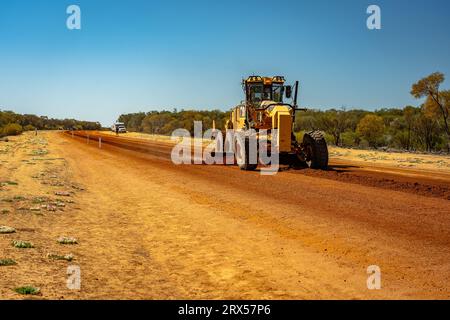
top-left (57, 131), bottom-right (450, 299)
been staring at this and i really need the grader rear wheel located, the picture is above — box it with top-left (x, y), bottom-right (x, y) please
top-left (303, 131), bottom-right (328, 170)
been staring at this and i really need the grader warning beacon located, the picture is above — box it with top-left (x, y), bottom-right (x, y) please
top-left (225, 76), bottom-right (328, 171)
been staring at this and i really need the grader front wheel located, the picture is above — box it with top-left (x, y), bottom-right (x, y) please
top-left (235, 137), bottom-right (258, 171)
top-left (303, 131), bottom-right (329, 170)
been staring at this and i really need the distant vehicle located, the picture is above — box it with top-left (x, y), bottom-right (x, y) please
top-left (111, 122), bottom-right (127, 133)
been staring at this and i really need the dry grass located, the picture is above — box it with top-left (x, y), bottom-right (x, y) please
top-left (329, 146), bottom-right (450, 172)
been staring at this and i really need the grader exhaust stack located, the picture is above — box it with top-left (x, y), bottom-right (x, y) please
top-left (294, 80), bottom-right (299, 108)
top-left (225, 76), bottom-right (328, 171)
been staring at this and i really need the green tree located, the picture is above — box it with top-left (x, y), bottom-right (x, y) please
top-left (413, 105), bottom-right (440, 152)
top-left (316, 109), bottom-right (351, 146)
top-left (403, 106), bottom-right (417, 150)
top-left (356, 114), bottom-right (384, 148)
top-left (411, 72), bottom-right (449, 149)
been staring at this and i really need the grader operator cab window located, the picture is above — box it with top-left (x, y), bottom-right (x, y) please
top-left (247, 83), bottom-right (284, 104)
top-left (249, 85), bottom-right (263, 102)
top-left (272, 84), bottom-right (283, 103)
top-left (263, 87), bottom-right (271, 100)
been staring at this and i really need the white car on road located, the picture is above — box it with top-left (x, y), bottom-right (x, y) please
top-left (111, 122), bottom-right (127, 133)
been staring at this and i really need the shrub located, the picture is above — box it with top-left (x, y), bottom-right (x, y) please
top-left (23, 124), bottom-right (35, 131)
top-left (1, 123), bottom-right (23, 137)
top-left (0, 258), bottom-right (17, 266)
top-left (57, 237), bottom-right (78, 245)
top-left (47, 253), bottom-right (74, 261)
top-left (11, 240), bottom-right (34, 248)
top-left (341, 131), bottom-right (360, 147)
top-left (323, 132), bottom-right (335, 145)
top-left (14, 286), bottom-right (40, 295)
top-left (0, 226), bottom-right (16, 234)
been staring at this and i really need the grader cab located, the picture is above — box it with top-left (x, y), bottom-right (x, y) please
top-left (225, 76), bottom-right (328, 171)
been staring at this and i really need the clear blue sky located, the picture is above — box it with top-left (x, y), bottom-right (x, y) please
top-left (1, 0), bottom-right (450, 125)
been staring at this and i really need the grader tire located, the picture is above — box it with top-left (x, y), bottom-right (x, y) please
top-left (303, 131), bottom-right (328, 170)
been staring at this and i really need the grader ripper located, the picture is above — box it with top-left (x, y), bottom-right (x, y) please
top-left (225, 76), bottom-right (328, 171)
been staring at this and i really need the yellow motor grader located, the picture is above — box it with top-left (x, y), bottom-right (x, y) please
top-left (225, 75), bottom-right (328, 171)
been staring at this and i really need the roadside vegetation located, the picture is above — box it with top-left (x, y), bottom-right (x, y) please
top-left (118, 72), bottom-right (450, 153)
top-left (14, 286), bottom-right (40, 295)
top-left (0, 132), bottom-right (84, 298)
top-left (0, 110), bottom-right (101, 138)
top-left (2, 73), bottom-right (448, 153)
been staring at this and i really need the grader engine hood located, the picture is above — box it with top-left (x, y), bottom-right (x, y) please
top-left (262, 102), bottom-right (293, 153)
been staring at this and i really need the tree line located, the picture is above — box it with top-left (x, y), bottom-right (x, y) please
top-left (0, 110), bottom-right (101, 138)
top-left (2, 72), bottom-right (448, 152)
top-left (298, 72), bottom-right (449, 152)
top-left (117, 72), bottom-right (450, 153)
top-left (118, 110), bottom-right (228, 136)
top-left (295, 106), bottom-right (447, 152)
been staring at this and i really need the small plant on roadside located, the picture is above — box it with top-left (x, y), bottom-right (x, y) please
top-left (0, 226), bottom-right (16, 234)
top-left (2, 181), bottom-right (18, 186)
top-left (14, 286), bottom-right (40, 295)
top-left (32, 197), bottom-right (47, 204)
top-left (31, 149), bottom-right (48, 156)
top-left (55, 191), bottom-right (71, 197)
top-left (57, 237), bottom-right (78, 245)
top-left (0, 258), bottom-right (17, 266)
top-left (11, 240), bottom-right (34, 249)
top-left (47, 253), bottom-right (74, 262)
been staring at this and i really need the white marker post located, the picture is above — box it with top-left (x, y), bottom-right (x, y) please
top-left (99, 137), bottom-right (102, 149)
